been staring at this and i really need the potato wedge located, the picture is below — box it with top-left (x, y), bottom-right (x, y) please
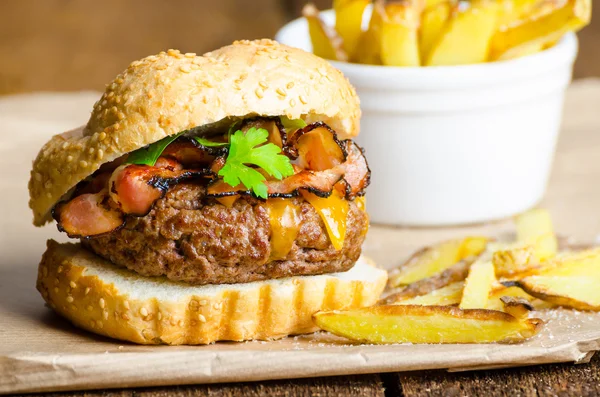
top-left (303, 4), bottom-right (348, 61)
top-left (313, 305), bottom-right (543, 344)
top-left (420, 1), bottom-right (451, 62)
top-left (382, 260), bottom-right (470, 304)
top-left (380, 1), bottom-right (422, 66)
top-left (500, 296), bottom-right (534, 319)
top-left (391, 281), bottom-right (464, 306)
top-left (504, 247), bottom-right (600, 310)
top-left (490, 0), bottom-right (592, 61)
top-left (353, 1), bottom-right (385, 64)
top-left (388, 236), bottom-right (488, 287)
top-left (486, 284), bottom-right (551, 311)
top-left (334, 0), bottom-right (371, 58)
top-left (512, 275), bottom-right (600, 311)
top-left (460, 260), bottom-right (496, 309)
top-left (515, 208), bottom-right (558, 260)
top-left (425, 0), bottom-right (499, 66)
top-left (493, 208), bottom-right (558, 277)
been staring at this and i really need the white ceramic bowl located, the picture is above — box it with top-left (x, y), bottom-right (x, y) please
top-left (276, 11), bottom-right (578, 226)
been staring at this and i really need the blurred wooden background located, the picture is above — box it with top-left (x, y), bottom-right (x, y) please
top-left (0, 0), bottom-right (598, 94)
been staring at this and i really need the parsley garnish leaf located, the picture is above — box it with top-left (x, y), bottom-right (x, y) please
top-left (218, 128), bottom-right (294, 199)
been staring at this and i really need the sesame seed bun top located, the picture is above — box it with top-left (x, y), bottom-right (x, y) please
top-left (28, 39), bottom-right (361, 226)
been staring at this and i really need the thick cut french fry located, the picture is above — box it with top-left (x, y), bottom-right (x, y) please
top-left (381, 260), bottom-right (470, 304)
top-left (353, 1), bottom-right (384, 64)
top-left (506, 247), bottom-right (600, 310)
top-left (500, 296), bottom-right (534, 319)
top-left (388, 236), bottom-right (488, 287)
top-left (425, 0), bottom-right (499, 66)
top-left (303, 4), bottom-right (348, 61)
top-left (515, 208), bottom-right (558, 260)
top-left (512, 276), bottom-right (600, 311)
top-left (486, 284), bottom-right (552, 311)
top-left (334, 0), bottom-right (371, 58)
top-left (493, 244), bottom-right (537, 278)
top-left (493, 208), bottom-right (558, 277)
top-left (380, 1), bottom-right (422, 66)
top-left (313, 305), bottom-right (543, 344)
top-left (420, 1), bottom-right (452, 62)
top-left (460, 260), bottom-right (496, 309)
top-left (391, 281), bottom-right (464, 306)
top-left (490, 0), bottom-right (592, 61)
top-left (497, 0), bottom-right (542, 28)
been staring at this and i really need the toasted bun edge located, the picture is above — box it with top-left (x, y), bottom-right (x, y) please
top-left (37, 240), bottom-right (387, 345)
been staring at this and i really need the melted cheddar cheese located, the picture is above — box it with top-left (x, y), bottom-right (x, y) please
top-left (300, 190), bottom-right (349, 251)
top-left (265, 198), bottom-right (301, 260)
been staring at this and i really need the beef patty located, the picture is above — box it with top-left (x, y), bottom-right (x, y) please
top-left (84, 182), bottom-right (369, 285)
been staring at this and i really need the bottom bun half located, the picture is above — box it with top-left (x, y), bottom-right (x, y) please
top-left (37, 240), bottom-right (388, 345)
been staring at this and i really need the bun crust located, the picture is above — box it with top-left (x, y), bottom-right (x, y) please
top-left (37, 240), bottom-right (386, 345)
top-left (29, 39), bottom-right (360, 226)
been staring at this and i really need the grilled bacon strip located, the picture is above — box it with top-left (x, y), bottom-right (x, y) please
top-left (54, 120), bottom-right (370, 238)
top-left (55, 158), bottom-right (210, 237)
top-left (54, 191), bottom-right (124, 238)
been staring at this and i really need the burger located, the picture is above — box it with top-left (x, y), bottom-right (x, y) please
top-left (29, 39), bottom-right (387, 345)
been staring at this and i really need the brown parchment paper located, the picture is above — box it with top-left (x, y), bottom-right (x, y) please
top-left (2, 81), bottom-right (600, 394)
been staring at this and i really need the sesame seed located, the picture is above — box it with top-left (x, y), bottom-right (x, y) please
top-left (289, 99), bottom-right (296, 107)
top-left (276, 88), bottom-right (286, 97)
top-left (66, 296), bottom-right (74, 303)
top-left (54, 287), bottom-right (59, 293)
top-left (88, 147), bottom-right (95, 155)
top-left (299, 95), bottom-right (307, 104)
top-left (98, 132), bottom-right (107, 141)
top-left (69, 281), bottom-right (77, 289)
top-left (85, 287), bottom-right (90, 295)
top-left (121, 313), bottom-right (130, 320)
top-left (255, 88), bottom-right (264, 99)
top-left (199, 299), bottom-right (208, 306)
top-left (34, 172), bottom-right (42, 182)
top-left (97, 149), bottom-right (104, 160)
top-left (87, 305), bottom-right (93, 311)
top-left (96, 321), bottom-right (103, 329)
top-left (123, 300), bottom-right (130, 310)
top-left (184, 52), bottom-right (196, 58)
top-left (66, 155), bottom-right (73, 162)
top-left (46, 192), bottom-right (52, 198)
top-left (99, 298), bottom-right (105, 309)
top-left (118, 346), bottom-right (124, 350)
top-left (57, 266), bottom-right (63, 273)
top-left (117, 112), bottom-right (125, 120)
top-left (287, 82), bottom-right (295, 89)
top-left (179, 65), bottom-right (191, 73)
top-left (259, 81), bottom-right (269, 89)
top-left (140, 307), bottom-right (148, 317)
top-left (62, 142), bottom-right (70, 150)
top-left (79, 160), bottom-right (88, 168)
top-left (198, 314), bottom-right (206, 323)
top-left (103, 311), bottom-right (109, 320)
top-left (213, 302), bottom-right (222, 310)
